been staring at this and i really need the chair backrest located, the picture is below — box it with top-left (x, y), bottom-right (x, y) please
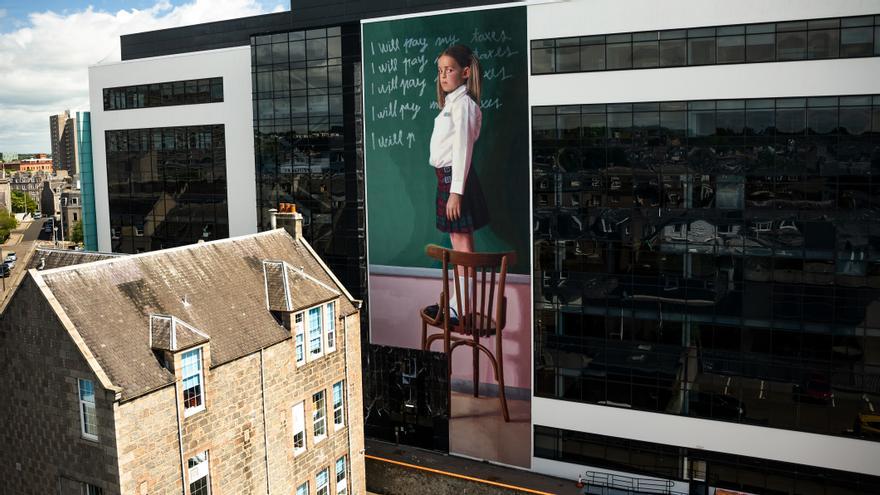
top-left (425, 244), bottom-right (517, 335)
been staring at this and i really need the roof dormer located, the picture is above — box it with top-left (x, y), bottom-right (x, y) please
top-left (149, 314), bottom-right (210, 352)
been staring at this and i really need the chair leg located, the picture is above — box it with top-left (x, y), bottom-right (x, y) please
top-left (496, 335), bottom-right (510, 422)
top-left (473, 336), bottom-right (480, 397)
top-left (421, 320), bottom-right (427, 350)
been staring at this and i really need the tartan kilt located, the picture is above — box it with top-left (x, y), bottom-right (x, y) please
top-left (435, 166), bottom-right (489, 233)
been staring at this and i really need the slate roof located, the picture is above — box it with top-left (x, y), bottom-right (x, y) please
top-left (149, 315), bottom-right (210, 352)
top-left (26, 248), bottom-right (124, 270)
top-left (33, 229), bottom-right (358, 401)
top-left (262, 260), bottom-right (340, 313)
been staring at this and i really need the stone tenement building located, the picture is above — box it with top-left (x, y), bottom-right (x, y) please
top-left (0, 218), bottom-right (365, 494)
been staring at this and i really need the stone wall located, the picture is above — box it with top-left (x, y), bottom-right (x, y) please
top-left (113, 298), bottom-right (366, 494)
top-left (0, 275), bottom-right (120, 493)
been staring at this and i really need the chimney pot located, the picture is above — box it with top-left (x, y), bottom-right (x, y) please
top-left (273, 204), bottom-right (303, 240)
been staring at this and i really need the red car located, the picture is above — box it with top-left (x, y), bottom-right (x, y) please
top-left (794, 374), bottom-right (834, 403)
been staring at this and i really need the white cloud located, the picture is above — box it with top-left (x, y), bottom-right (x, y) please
top-left (0, 0), bottom-right (285, 152)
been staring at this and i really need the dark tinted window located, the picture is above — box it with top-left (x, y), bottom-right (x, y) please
top-left (103, 78), bottom-right (223, 111)
top-left (531, 14), bottom-right (880, 75)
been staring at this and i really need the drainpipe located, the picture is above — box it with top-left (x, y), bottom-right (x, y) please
top-left (174, 380), bottom-right (186, 495)
top-left (260, 348), bottom-right (271, 494)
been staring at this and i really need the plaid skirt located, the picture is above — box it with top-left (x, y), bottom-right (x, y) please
top-left (435, 166), bottom-right (489, 233)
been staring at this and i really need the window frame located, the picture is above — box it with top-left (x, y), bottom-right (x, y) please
top-left (325, 301), bottom-right (336, 353)
top-left (187, 451), bottom-right (211, 495)
top-left (292, 401), bottom-right (306, 456)
top-left (82, 483), bottom-right (103, 495)
top-left (296, 481), bottom-right (309, 495)
top-left (308, 306), bottom-right (323, 361)
top-left (294, 312), bottom-right (306, 367)
top-left (316, 467), bottom-right (329, 495)
top-left (312, 390), bottom-right (327, 444)
top-left (181, 347), bottom-right (206, 417)
top-left (332, 380), bottom-right (345, 431)
top-left (335, 456), bottom-right (348, 495)
top-left (78, 378), bottom-right (99, 441)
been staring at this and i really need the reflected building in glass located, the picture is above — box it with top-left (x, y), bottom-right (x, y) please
top-left (533, 95), bottom-right (880, 436)
top-left (105, 125), bottom-right (228, 252)
top-left (250, 25), bottom-right (366, 297)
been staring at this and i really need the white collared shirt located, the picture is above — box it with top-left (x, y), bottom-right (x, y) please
top-left (429, 84), bottom-right (482, 195)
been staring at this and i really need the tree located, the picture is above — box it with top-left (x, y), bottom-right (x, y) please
top-left (70, 220), bottom-right (84, 244)
top-left (11, 190), bottom-right (38, 214)
top-left (0, 208), bottom-right (17, 243)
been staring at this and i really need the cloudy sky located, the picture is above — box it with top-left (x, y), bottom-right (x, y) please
top-left (0, 0), bottom-right (285, 153)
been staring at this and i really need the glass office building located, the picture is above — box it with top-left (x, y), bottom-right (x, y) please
top-left (90, 1), bottom-right (880, 492)
top-left (250, 25), bottom-right (366, 298)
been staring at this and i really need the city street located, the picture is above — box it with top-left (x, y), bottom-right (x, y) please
top-left (0, 216), bottom-right (50, 307)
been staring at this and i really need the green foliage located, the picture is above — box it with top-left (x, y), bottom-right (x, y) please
top-left (0, 208), bottom-right (17, 243)
top-left (70, 220), bottom-right (84, 244)
top-left (11, 190), bottom-right (38, 214)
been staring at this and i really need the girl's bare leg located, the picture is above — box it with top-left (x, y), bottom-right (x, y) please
top-left (450, 232), bottom-right (474, 252)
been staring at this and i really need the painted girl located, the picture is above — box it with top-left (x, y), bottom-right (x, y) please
top-left (429, 44), bottom-right (488, 252)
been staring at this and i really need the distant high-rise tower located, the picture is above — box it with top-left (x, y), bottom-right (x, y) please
top-left (49, 110), bottom-right (78, 175)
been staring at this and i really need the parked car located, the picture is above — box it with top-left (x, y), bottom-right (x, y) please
top-left (33, 211), bottom-right (41, 219)
top-left (854, 413), bottom-right (880, 438)
top-left (5, 252), bottom-right (16, 263)
top-left (793, 374), bottom-right (834, 403)
top-left (0, 264), bottom-right (10, 278)
top-left (4, 260), bottom-right (14, 270)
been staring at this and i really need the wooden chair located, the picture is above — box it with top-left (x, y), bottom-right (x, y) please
top-left (420, 244), bottom-right (516, 422)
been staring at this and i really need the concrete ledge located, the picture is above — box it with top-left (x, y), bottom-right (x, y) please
top-left (365, 440), bottom-right (581, 495)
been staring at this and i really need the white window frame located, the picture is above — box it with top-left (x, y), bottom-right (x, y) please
top-left (332, 380), bottom-right (345, 431)
top-left (307, 306), bottom-right (323, 361)
top-left (78, 378), bottom-right (98, 441)
top-left (316, 467), bottom-right (329, 495)
top-left (296, 481), bottom-right (309, 495)
top-left (312, 390), bottom-right (327, 444)
top-left (294, 312), bottom-right (305, 367)
top-left (182, 347), bottom-right (205, 417)
top-left (292, 401), bottom-right (306, 456)
top-left (187, 451), bottom-right (211, 495)
top-left (325, 301), bottom-right (336, 353)
top-left (335, 456), bottom-right (348, 495)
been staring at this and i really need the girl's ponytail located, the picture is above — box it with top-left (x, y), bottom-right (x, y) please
top-left (466, 52), bottom-right (481, 106)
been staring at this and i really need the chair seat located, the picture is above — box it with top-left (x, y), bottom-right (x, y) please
top-left (421, 304), bottom-right (497, 337)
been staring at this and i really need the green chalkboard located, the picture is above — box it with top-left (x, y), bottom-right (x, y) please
top-left (363, 6), bottom-right (529, 274)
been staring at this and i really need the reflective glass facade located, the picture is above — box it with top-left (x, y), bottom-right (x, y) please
top-left (534, 426), bottom-right (877, 494)
top-left (531, 14), bottom-right (880, 74)
top-left (103, 78), bottom-right (223, 111)
top-left (77, 111), bottom-right (98, 251)
top-left (533, 95), bottom-right (880, 439)
top-left (105, 125), bottom-right (228, 253)
top-left (251, 25), bottom-right (366, 297)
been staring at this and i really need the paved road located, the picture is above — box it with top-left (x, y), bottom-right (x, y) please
top-left (0, 217), bottom-right (53, 309)
top-left (22, 217), bottom-right (49, 242)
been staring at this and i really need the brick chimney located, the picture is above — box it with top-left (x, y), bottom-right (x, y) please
top-left (270, 203), bottom-right (303, 240)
